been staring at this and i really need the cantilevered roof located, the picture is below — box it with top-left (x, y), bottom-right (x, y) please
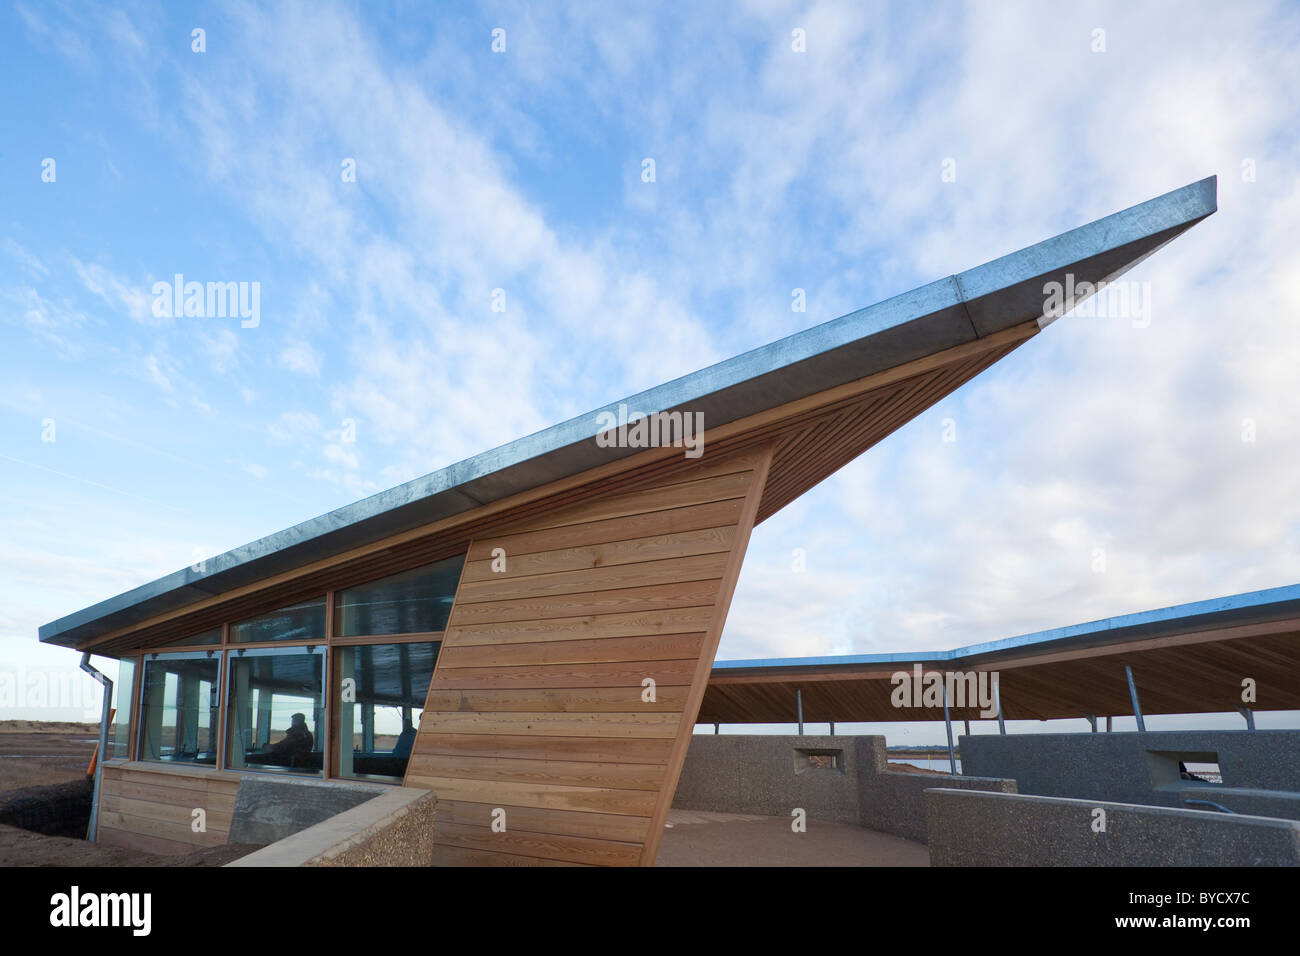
top-left (40, 176), bottom-right (1218, 649)
top-left (703, 583), bottom-right (1300, 723)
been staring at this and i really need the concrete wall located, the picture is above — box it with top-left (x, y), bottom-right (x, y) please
top-left (673, 734), bottom-right (1016, 843)
top-left (855, 737), bottom-right (1016, 844)
top-left (227, 775), bottom-right (390, 845)
top-left (673, 735), bottom-right (862, 824)
top-left (229, 787), bottom-right (436, 867)
top-left (960, 730), bottom-right (1300, 820)
top-left (925, 789), bottom-right (1300, 866)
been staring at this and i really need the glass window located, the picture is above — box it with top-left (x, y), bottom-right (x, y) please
top-left (336, 642), bottom-right (438, 782)
top-left (139, 654), bottom-right (221, 765)
top-left (335, 556), bottom-right (463, 637)
top-left (226, 648), bottom-right (325, 776)
top-left (108, 657), bottom-right (136, 759)
top-left (164, 626), bottom-right (220, 647)
top-left (231, 596), bottom-right (326, 644)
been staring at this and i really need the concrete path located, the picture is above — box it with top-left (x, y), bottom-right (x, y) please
top-left (654, 810), bottom-right (929, 866)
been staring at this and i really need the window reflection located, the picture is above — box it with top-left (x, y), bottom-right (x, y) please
top-left (335, 557), bottom-right (462, 637)
top-left (139, 654), bottom-right (220, 765)
top-left (336, 643), bottom-right (438, 781)
top-left (226, 650), bottom-right (324, 776)
top-left (231, 597), bottom-right (326, 644)
top-left (109, 657), bottom-right (135, 759)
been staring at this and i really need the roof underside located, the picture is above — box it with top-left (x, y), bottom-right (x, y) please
top-left (41, 176), bottom-right (1218, 650)
top-left (703, 584), bottom-right (1300, 722)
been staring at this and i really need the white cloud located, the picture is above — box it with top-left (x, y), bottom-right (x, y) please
top-left (280, 339), bottom-right (322, 375)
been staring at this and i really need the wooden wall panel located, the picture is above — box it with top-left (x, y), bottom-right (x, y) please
top-left (407, 444), bottom-right (773, 866)
top-left (96, 762), bottom-right (242, 855)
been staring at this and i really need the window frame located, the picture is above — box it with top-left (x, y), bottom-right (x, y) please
top-left (135, 648), bottom-right (224, 768)
top-left (122, 552), bottom-right (464, 784)
top-left (330, 639), bottom-right (441, 784)
top-left (223, 643), bottom-right (328, 778)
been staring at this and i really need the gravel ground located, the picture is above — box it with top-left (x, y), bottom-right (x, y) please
top-left (0, 824), bottom-right (263, 867)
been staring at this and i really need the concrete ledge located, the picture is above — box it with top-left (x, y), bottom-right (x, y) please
top-left (960, 730), bottom-right (1300, 819)
top-left (227, 775), bottom-right (389, 845)
top-left (924, 788), bottom-right (1300, 866)
top-left (227, 787), bottom-right (436, 867)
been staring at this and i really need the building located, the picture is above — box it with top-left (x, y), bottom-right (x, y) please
top-left (39, 176), bottom-right (1221, 866)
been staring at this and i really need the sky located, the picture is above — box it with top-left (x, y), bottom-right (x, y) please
top-left (1, 1), bottom-right (1298, 737)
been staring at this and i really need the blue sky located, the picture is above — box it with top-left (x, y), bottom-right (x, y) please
top-left (2, 1), bottom-right (1298, 736)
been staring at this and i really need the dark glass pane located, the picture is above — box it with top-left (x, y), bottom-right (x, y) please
top-left (164, 626), bottom-right (220, 647)
top-left (335, 555), bottom-right (463, 637)
top-left (231, 597), bottom-right (326, 643)
top-left (225, 650), bottom-right (325, 776)
top-left (109, 657), bottom-right (136, 759)
top-left (336, 642), bottom-right (438, 782)
top-left (139, 656), bottom-right (220, 765)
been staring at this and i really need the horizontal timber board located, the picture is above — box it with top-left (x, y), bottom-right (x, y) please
top-left (423, 686), bottom-right (688, 713)
top-left (97, 810), bottom-right (226, 846)
top-left (438, 633), bottom-right (705, 669)
top-left (103, 767), bottom-right (240, 794)
top-left (455, 551), bottom-right (730, 605)
top-left (404, 775), bottom-right (659, 815)
top-left (416, 710), bottom-right (681, 738)
top-left (446, 579), bottom-right (721, 626)
top-left (446, 606), bottom-right (714, 647)
top-left (98, 827), bottom-right (204, 857)
top-left (498, 471), bottom-right (755, 536)
top-left (100, 794), bottom-right (233, 830)
top-left (464, 499), bottom-right (745, 564)
top-left (405, 753), bottom-right (666, 790)
top-left (102, 780), bottom-right (239, 811)
top-left (460, 527), bottom-right (737, 584)
top-left (428, 658), bottom-right (699, 689)
top-left (409, 732), bottom-right (674, 764)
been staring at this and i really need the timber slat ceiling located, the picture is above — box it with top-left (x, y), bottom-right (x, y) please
top-left (700, 627), bottom-right (1300, 723)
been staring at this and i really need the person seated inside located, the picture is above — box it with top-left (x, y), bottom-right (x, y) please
top-left (263, 712), bottom-right (315, 767)
top-left (392, 717), bottom-right (417, 760)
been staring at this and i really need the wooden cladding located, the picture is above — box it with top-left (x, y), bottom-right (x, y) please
top-left (406, 444), bottom-right (773, 866)
top-left (96, 762), bottom-right (240, 856)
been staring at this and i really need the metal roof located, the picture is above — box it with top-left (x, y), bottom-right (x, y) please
top-left (39, 176), bottom-right (1218, 649)
top-left (704, 584), bottom-right (1300, 722)
top-left (713, 582), bottom-right (1300, 672)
